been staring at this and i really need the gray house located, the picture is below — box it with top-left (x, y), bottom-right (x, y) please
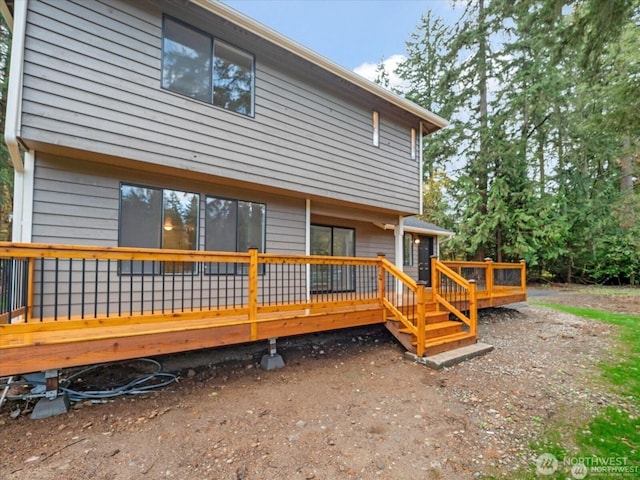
top-left (0, 1), bottom-right (525, 382)
top-left (4, 0), bottom-right (448, 275)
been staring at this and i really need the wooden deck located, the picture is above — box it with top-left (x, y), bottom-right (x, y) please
top-left (0, 243), bottom-right (527, 376)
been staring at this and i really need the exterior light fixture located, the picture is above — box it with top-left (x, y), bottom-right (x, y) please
top-left (414, 237), bottom-right (421, 245)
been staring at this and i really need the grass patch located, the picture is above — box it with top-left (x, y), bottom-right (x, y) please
top-left (534, 303), bottom-right (640, 401)
top-left (485, 303), bottom-right (640, 479)
top-left (578, 285), bottom-right (640, 298)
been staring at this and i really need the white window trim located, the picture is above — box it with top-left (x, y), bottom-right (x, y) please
top-left (372, 110), bottom-right (379, 147)
top-left (410, 127), bottom-right (416, 160)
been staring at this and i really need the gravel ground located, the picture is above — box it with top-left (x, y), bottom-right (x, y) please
top-left (0, 289), bottom-right (637, 479)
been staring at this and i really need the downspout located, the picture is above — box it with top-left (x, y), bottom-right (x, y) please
top-left (4, 0), bottom-right (27, 173)
top-left (418, 123), bottom-right (425, 216)
top-left (5, 0), bottom-right (29, 242)
top-left (305, 199), bottom-right (311, 301)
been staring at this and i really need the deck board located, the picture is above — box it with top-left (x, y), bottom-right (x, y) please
top-left (0, 303), bottom-right (386, 376)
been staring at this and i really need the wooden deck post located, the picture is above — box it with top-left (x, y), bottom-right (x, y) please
top-left (416, 283), bottom-right (426, 357)
top-left (27, 257), bottom-right (35, 321)
top-left (469, 279), bottom-right (478, 336)
top-left (377, 253), bottom-right (386, 305)
top-left (484, 257), bottom-right (494, 299)
top-left (520, 260), bottom-right (527, 295)
top-left (249, 248), bottom-right (259, 341)
top-left (430, 256), bottom-right (438, 307)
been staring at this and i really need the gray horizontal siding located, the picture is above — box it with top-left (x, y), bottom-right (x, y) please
top-left (32, 154), bottom-right (306, 255)
top-left (21, 0), bottom-right (422, 214)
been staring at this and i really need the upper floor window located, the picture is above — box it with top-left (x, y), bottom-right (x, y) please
top-left (162, 16), bottom-right (255, 116)
top-left (372, 110), bottom-right (380, 147)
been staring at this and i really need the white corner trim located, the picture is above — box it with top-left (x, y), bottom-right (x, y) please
top-left (12, 150), bottom-right (34, 242)
top-left (4, 0), bottom-right (27, 172)
top-left (395, 215), bottom-right (404, 272)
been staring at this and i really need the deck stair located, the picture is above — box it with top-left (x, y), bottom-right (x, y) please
top-left (384, 305), bottom-right (477, 357)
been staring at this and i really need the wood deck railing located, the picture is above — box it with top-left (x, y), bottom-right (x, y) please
top-left (0, 243), bottom-right (380, 325)
top-left (378, 257), bottom-right (427, 356)
top-left (0, 243), bottom-right (527, 374)
top-left (431, 259), bottom-right (478, 336)
top-left (442, 259), bottom-right (527, 298)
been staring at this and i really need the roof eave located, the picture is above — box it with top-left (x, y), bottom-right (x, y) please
top-left (404, 226), bottom-right (455, 238)
top-left (191, 0), bottom-right (449, 130)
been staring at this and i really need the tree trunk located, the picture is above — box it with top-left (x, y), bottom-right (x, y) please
top-left (620, 137), bottom-right (634, 193)
top-left (475, 0), bottom-right (489, 261)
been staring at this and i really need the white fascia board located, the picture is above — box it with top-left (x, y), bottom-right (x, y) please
top-left (4, 0), bottom-right (27, 172)
top-left (194, 1), bottom-right (449, 128)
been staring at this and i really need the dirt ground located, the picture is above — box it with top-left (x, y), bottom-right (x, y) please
top-left (1, 286), bottom-right (638, 480)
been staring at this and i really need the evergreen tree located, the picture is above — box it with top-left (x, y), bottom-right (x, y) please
top-left (0, 15), bottom-right (12, 241)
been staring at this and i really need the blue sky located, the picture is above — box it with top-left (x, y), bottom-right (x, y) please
top-left (223, 0), bottom-right (461, 83)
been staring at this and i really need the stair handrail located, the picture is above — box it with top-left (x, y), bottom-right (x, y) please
top-left (431, 259), bottom-right (478, 336)
top-left (378, 256), bottom-right (426, 356)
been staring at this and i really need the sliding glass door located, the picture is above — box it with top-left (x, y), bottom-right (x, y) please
top-left (310, 225), bottom-right (355, 293)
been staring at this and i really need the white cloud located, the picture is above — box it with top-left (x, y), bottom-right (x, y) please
top-left (353, 54), bottom-right (409, 92)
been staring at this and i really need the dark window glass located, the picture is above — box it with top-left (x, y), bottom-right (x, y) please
top-left (205, 196), bottom-right (265, 274)
top-left (205, 197), bottom-right (237, 274)
top-left (403, 233), bottom-right (413, 266)
top-left (310, 225), bottom-right (355, 293)
top-left (119, 184), bottom-right (199, 274)
top-left (162, 18), bottom-right (212, 102)
top-left (238, 200), bottom-right (265, 252)
top-left (120, 185), bottom-right (162, 274)
top-left (162, 17), bottom-right (254, 116)
top-left (213, 40), bottom-right (254, 115)
top-left (162, 189), bottom-right (199, 273)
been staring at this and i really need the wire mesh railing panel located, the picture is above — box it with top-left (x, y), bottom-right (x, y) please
top-left (493, 267), bottom-right (522, 287)
top-left (459, 267), bottom-right (486, 291)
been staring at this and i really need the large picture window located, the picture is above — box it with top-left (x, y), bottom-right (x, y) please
top-left (205, 196), bottom-right (266, 274)
top-left (162, 16), bottom-right (255, 116)
top-left (119, 184), bottom-right (199, 274)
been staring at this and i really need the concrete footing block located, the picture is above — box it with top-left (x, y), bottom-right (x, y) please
top-left (406, 342), bottom-right (494, 370)
top-left (31, 394), bottom-right (70, 419)
top-left (260, 353), bottom-right (285, 371)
